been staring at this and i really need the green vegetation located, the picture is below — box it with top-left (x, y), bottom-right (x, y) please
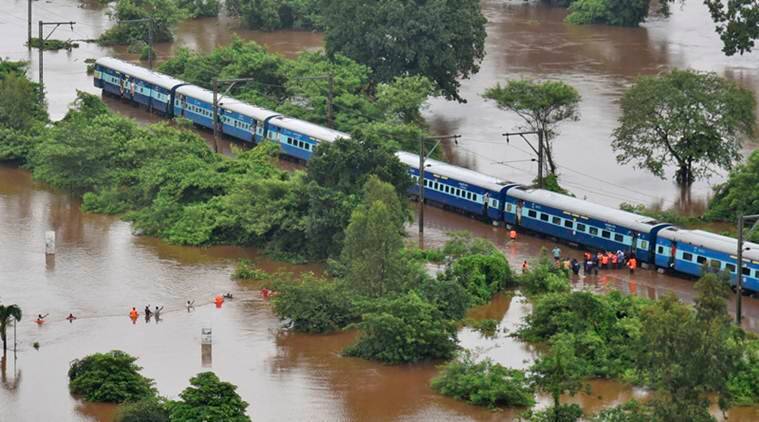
top-left (176, 0), bottom-right (220, 18)
top-left (0, 61), bottom-right (47, 162)
top-left (344, 291), bottom-right (458, 363)
top-left (67, 351), bottom-right (156, 403)
top-left (115, 399), bottom-right (169, 422)
top-left (232, 259), bottom-right (267, 280)
top-left (0, 304), bottom-right (22, 353)
top-left (530, 333), bottom-right (588, 416)
top-left (27, 38), bottom-right (79, 50)
top-left (464, 318), bottom-right (498, 337)
top-left (431, 352), bottom-right (535, 408)
top-left (226, 0), bottom-right (321, 31)
top-left (166, 372), bottom-right (250, 422)
top-left (322, 0), bottom-right (486, 101)
top-left (704, 0), bottom-right (759, 55)
top-left (707, 149), bottom-right (759, 224)
top-left (612, 69), bottom-right (756, 186)
top-left (272, 274), bottom-right (360, 333)
top-left (483, 80), bottom-right (581, 176)
top-left (518, 254), bottom-right (571, 297)
top-left (99, 0), bottom-right (186, 46)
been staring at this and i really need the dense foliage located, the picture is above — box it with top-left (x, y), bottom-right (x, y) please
top-left (483, 80), bottom-right (581, 176)
top-left (612, 69), bottom-right (756, 185)
top-left (226, 0), bottom-right (321, 30)
top-left (167, 372), bottom-right (250, 422)
top-left (271, 274), bottom-right (360, 333)
top-left (343, 292), bottom-right (459, 363)
top-left (705, 0), bottom-right (759, 55)
top-left (431, 352), bottom-right (535, 408)
top-left (518, 254), bottom-right (572, 296)
top-left (67, 351), bottom-right (156, 403)
top-left (0, 304), bottom-right (22, 353)
top-left (99, 0), bottom-right (186, 45)
top-left (115, 399), bottom-right (169, 422)
top-left (322, 0), bottom-right (486, 101)
top-left (158, 40), bottom-right (434, 150)
top-left (0, 61), bottom-right (47, 162)
top-left (707, 149), bottom-right (759, 223)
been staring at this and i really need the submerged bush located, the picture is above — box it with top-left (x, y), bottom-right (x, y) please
top-left (519, 254), bottom-right (571, 296)
top-left (232, 259), bottom-right (267, 281)
top-left (271, 274), bottom-right (360, 333)
top-left (68, 350), bottom-right (156, 403)
top-left (431, 352), bottom-right (534, 408)
top-left (116, 399), bottom-right (169, 422)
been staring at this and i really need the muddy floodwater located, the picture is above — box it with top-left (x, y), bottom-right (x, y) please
top-left (2, 0), bottom-right (759, 420)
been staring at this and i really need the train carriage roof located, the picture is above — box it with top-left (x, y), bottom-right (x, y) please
top-left (395, 151), bottom-right (514, 193)
top-left (96, 57), bottom-right (185, 90)
top-left (508, 187), bottom-right (664, 234)
top-left (658, 228), bottom-right (759, 261)
top-left (268, 116), bottom-right (350, 143)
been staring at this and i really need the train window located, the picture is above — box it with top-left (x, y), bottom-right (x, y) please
top-left (564, 220), bottom-right (574, 229)
top-left (614, 234), bottom-right (624, 242)
top-left (726, 263), bottom-right (736, 273)
top-left (657, 246), bottom-right (664, 254)
top-left (540, 213), bottom-right (549, 222)
top-left (576, 223), bottom-right (586, 232)
top-left (709, 260), bottom-right (721, 270)
top-left (552, 216), bottom-right (561, 225)
top-left (742, 267), bottom-right (751, 276)
top-left (682, 252), bottom-right (693, 261)
top-left (640, 240), bottom-right (649, 249)
top-left (506, 204), bottom-right (513, 212)
top-left (528, 210), bottom-right (537, 218)
top-left (589, 227), bottom-right (598, 236)
top-left (602, 230), bottom-right (611, 239)
top-left (697, 256), bottom-right (707, 264)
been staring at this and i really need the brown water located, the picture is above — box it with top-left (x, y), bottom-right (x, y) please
top-left (2, 0), bottom-right (759, 420)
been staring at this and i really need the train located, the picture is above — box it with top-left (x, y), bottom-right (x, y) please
top-left (93, 57), bottom-right (759, 292)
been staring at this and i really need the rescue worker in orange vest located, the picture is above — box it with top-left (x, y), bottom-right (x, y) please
top-left (601, 253), bottom-right (609, 270)
top-left (627, 256), bottom-right (638, 274)
top-left (509, 229), bottom-right (517, 241)
top-left (129, 307), bottom-right (138, 320)
top-left (611, 252), bottom-right (619, 270)
top-left (522, 260), bottom-right (529, 274)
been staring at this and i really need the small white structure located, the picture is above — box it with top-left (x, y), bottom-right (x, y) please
top-left (45, 231), bottom-right (56, 255)
top-left (201, 328), bottom-right (212, 367)
top-left (201, 328), bottom-right (212, 345)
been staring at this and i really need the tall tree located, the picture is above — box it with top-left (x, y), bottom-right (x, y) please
top-left (612, 69), bottom-right (756, 186)
top-left (322, 0), bottom-right (487, 101)
top-left (483, 80), bottom-right (581, 176)
top-left (0, 305), bottom-right (21, 353)
top-left (530, 333), bottom-right (587, 419)
top-left (340, 175), bottom-right (410, 297)
top-left (705, 0), bottom-right (759, 56)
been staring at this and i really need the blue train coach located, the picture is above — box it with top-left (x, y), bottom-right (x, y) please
top-left (506, 187), bottom-right (672, 263)
top-left (655, 228), bottom-right (759, 291)
top-left (94, 57), bottom-right (186, 115)
top-left (395, 151), bottom-right (518, 222)
top-left (267, 116), bottom-right (351, 161)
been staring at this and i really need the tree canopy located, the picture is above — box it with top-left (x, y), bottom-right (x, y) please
top-left (707, 149), bottom-right (759, 222)
top-left (99, 0), bottom-right (186, 45)
top-left (226, 0), bottom-right (321, 30)
top-left (167, 372), bottom-right (250, 421)
top-left (483, 80), bottom-right (581, 176)
top-left (0, 304), bottom-right (22, 353)
top-left (322, 0), bottom-right (487, 101)
top-left (612, 69), bottom-right (756, 185)
top-left (705, 0), bottom-right (759, 55)
top-left (67, 350), bottom-right (156, 403)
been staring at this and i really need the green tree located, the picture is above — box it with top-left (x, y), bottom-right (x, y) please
top-left (705, 0), bottom-right (759, 55)
top-left (530, 333), bottom-right (587, 420)
top-left (99, 0), bottom-right (185, 45)
top-left (340, 176), bottom-right (411, 297)
top-left (612, 69), bottom-right (756, 186)
top-left (344, 292), bottom-right (459, 363)
top-left (322, 0), bottom-right (486, 101)
top-left (227, 0), bottom-right (321, 30)
top-left (707, 149), bottom-right (759, 221)
top-left (115, 399), bottom-right (169, 422)
top-left (445, 253), bottom-right (514, 304)
top-left (0, 63), bottom-right (48, 162)
top-left (167, 372), bottom-right (249, 422)
top-left (431, 352), bottom-right (535, 408)
top-left (68, 350), bottom-right (156, 403)
top-left (176, 0), bottom-right (220, 18)
top-left (271, 274), bottom-right (360, 333)
top-left (566, 0), bottom-right (669, 27)
top-left (0, 305), bottom-right (21, 353)
top-left (483, 80), bottom-right (581, 176)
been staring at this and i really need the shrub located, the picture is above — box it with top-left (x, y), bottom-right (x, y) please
top-left (728, 339), bottom-right (759, 405)
top-left (344, 292), bottom-right (458, 363)
top-left (68, 350), bottom-right (156, 403)
top-left (271, 274), bottom-right (359, 333)
top-left (232, 259), bottom-right (267, 281)
top-left (418, 276), bottom-right (471, 321)
top-left (465, 318), bottom-right (499, 337)
top-left (519, 254), bottom-right (571, 296)
top-left (447, 253), bottom-right (515, 304)
top-left (522, 404), bottom-right (583, 422)
top-left (590, 400), bottom-right (651, 422)
top-left (431, 352), bottom-right (534, 408)
top-left (116, 399), bottom-right (169, 422)
top-left (167, 372), bottom-right (249, 422)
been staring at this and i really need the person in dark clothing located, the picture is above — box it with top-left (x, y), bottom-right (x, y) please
top-left (571, 258), bottom-right (581, 275)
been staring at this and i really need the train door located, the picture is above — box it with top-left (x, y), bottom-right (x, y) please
top-left (669, 241), bottom-right (677, 269)
top-left (515, 200), bottom-right (523, 226)
top-left (630, 233), bottom-right (638, 258)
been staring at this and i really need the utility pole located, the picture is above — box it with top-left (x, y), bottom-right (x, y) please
top-left (418, 134), bottom-right (461, 234)
top-left (37, 20), bottom-right (76, 102)
top-left (291, 73), bottom-right (335, 128)
top-left (28, 0), bottom-right (32, 47)
top-left (211, 77), bottom-right (258, 154)
top-left (118, 18), bottom-right (154, 68)
top-left (502, 129), bottom-right (545, 189)
top-left (736, 213), bottom-right (759, 325)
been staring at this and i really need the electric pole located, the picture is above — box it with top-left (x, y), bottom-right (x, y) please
top-left (736, 213), bottom-right (759, 325)
top-left (502, 129), bottom-right (546, 189)
top-left (211, 77), bottom-right (259, 154)
top-left (418, 134), bottom-right (460, 234)
top-left (37, 20), bottom-right (76, 101)
top-left (291, 74), bottom-right (335, 128)
top-left (28, 0), bottom-right (32, 47)
top-left (118, 18), bottom-right (154, 68)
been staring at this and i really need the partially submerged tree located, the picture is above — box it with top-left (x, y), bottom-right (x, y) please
top-left (99, 0), bottom-right (185, 46)
top-left (68, 350), bottom-right (156, 403)
top-left (167, 372), bottom-right (250, 421)
top-left (612, 69), bottom-right (756, 186)
top-left (0, 305), bottom-right (21, 353)
top-left (530, 333), bottom-right (587, 420)
top-left (483, 80), bottom-right (581, 176)
top-left (322, 0), bottom-right (487, 101)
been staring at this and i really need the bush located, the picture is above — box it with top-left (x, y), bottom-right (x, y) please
top-left (465, 318), bottom-right (498, 337)
top-left (68, 350), bottom-right (156, 403)
top-left (344, 292), bottom-right (458, 363)
top-left (271, 274), bottom-right (359, 333)
top-left (519, 255), bottom-right (571, 296)
top-left (116, 399), bottom-right (169, 422)
top-left (431, 352), bottom-right (534, 408)
top-left (728, 339), bottom-right (759, 405)
top-left (446, 253), bottom-right (515, 304)
top-left (167, 372), bottom-right (249, 422)
top-left (232, 259), bottom-right (267, 281)
top-left (522, 404), bottom-right (583, 422)
top-left (590, 400), bottom-right (651, 422)
top-left (418, 277), bottom-right (471, 321)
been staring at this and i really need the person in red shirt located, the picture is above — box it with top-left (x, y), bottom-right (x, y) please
top-left (627, 256), bottom-right (638, 274)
